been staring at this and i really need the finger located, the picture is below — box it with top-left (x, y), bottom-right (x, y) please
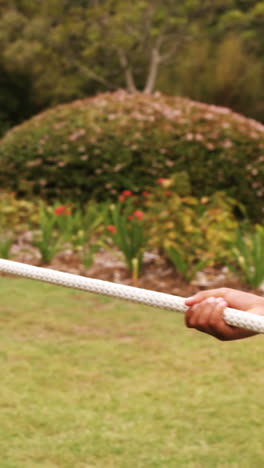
top-left (185, 303), bottom-right (198, 328)
top-left (185, 297), bottom-right (216, 330)
top-left (193, 298), bottom-right (217, 335)
top-left (186, 297), bottom-right (258, 341)
top-left (207, 299), bottom-right (232, 340)
top-left (185, 288), bottom-right (230, 306)
top-left (207, 299), bottom-right (253, 341)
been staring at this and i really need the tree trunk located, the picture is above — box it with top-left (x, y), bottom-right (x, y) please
top-left (144, 34), bottom-right (164, 94)
top-left (143, 47), bottom-right (161, 94)
top-left (117, 49), bottom-right (137, 93)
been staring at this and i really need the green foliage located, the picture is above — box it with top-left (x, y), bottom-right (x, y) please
top-left (53, 201), bottom-right (107, 268)
top-left (33, 203), bottom-right (61, 263)
top-left (0, 66), bottom-right (35, 137)
top-left (0, 92), bottom-right (263, 221)
top-left (34, 201), bottom-right (106, 265)
top-left (0, 233), bottom-right (13, 259)
top-left (2, 188), bottom-right (264, 288)
top-left (0, 0), bottom-right (199, 104)
top-left (52, 201), bottom-right (106, 246)
top-left (165, 245), bottom-right (210, 282)
top-left (0, 191), bottom-right (39, 232)
top-left (0, 0), bottom-right (263, 131)
top-left (229, 224), bottom-right (264, 287)
top-left (104, 200), bottom-right (147, 282)
top-left (143, 179), bottom-right (240, 266)
top-left (81, 243), bottom-right (101, 270)
top-left (163, 35), bottom-right (264, 122)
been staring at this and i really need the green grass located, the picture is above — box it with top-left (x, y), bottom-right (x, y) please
top-left (0, 277), bottom-right (263, 468)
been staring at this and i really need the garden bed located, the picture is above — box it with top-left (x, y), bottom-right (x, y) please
top-left (1, 190), bottom-right (263, 298)
top-left (7, 246), bottom-right (263, 298)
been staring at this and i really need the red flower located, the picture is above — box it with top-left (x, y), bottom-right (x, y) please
top-left (119, 190), bottom-right (133, 202)
top-left (142, 191), bottom-right (149, 197)
top-left (157, 178), bottom-right (166, 185)
top-left (127, 215), bottom-right (134, 220)
top-left (54, 205), bottom-right (70, 216)
top-left (122, 190), bottom-right (132, 197)
top-left (133, 210), bottom-right (144, 220)
top-left (107, 225), bottom-right (116, 234)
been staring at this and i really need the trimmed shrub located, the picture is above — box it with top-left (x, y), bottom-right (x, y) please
top-left (0, 91), bottom-right (263, 220)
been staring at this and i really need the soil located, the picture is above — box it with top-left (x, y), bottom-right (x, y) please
top-left (7, 247), bottom-right (263, 298)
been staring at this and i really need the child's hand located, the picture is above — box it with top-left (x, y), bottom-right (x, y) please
top-left (184, 288), bottom-right (264, 341)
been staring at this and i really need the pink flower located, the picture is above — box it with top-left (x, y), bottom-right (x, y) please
top-left (107, 225), bottom-right (116, 234)
top-left (133, 210), bottom-right (144, 220)
top-left (222, 139), bottom-right (233, 149)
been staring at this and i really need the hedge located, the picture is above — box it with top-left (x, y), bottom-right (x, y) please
top-left (0, 90), bottom-right (263, 220)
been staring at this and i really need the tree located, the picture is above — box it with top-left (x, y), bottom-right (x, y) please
top-left (0, 0), bottom-right (263, 126)
top-left (5, 0), bottom-right (205, 95)
top-left (0, 65), bottom-right (34, 135)
top-left (60, 0), bottom-right (208, 94)
top-left (213, 1), bottom-right (264, 56)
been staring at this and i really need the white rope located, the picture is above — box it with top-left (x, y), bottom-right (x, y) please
top-left (0, 259), bottom-right (263, 333)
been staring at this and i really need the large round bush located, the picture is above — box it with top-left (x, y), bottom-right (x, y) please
top-left (0, 91), bottom-right (263, 220)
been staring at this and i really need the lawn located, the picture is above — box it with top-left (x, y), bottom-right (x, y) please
top-left (0, 276), bottom-right (263, 468)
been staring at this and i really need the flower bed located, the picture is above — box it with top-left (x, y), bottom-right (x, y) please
top-left (6, 239), bottom-right (262, 297)
top-left (1, 181), bottom-right (264, 294)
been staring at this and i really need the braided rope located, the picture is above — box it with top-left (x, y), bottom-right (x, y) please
top-left (0, 259), bottom-right (263, 333)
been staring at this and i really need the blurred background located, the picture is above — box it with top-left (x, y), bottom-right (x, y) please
top-left (0, 0), bottom-right (263, 289)
top-left (0, 0), bottom-right (263, 135)
top-left (0, 5), bottom-right (264, 465)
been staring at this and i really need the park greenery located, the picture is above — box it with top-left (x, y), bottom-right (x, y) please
top-left (0, 0), bottom-right (264, 134)
top-left (0, 3), bottom-right (264, 465)
top-left (0, 0), bottom-right (263, 290)
top-left (0, 92), bottom-right (263, 220)
top-left (1, 181), bottom-right (264, 288)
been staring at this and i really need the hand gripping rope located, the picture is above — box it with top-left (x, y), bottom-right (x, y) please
top-left (0, 259), bottom-right (264, 333)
